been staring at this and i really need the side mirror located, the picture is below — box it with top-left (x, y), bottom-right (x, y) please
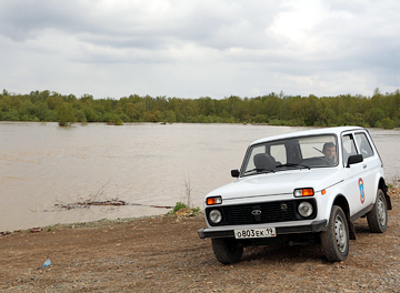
top-left (231, 169), bottom-right (240, 178)
top-left (347, 154), bottom-right (363, 168)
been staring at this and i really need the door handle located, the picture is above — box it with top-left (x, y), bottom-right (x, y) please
top-left (363, 164), bottom-right (367, 169)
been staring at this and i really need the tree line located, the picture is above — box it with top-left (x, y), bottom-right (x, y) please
top-left (0, 89), bottom-right (399, 129)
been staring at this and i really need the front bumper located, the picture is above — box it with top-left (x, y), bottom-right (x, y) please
top-left (198, 220), bottom-right (328, 239)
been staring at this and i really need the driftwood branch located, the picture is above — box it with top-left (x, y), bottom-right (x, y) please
top-left (55, 180), bottom-right (172, 210)
top-left (55, 200), bottom-right (173, 210)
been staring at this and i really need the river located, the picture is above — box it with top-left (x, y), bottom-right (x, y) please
top-left (1, 122), bottom-right (399, 231)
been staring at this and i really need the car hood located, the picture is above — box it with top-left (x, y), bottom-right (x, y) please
top-left (207, 168), bottom-right (343, 201)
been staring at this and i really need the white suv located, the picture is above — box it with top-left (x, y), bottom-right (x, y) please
top-left (198, 127), bottom-right (391, 263)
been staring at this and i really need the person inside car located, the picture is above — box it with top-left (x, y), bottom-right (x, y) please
top-left (323, 142), bottom-right (337, 165)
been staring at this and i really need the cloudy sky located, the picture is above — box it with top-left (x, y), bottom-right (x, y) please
top-left (1, 0), bottom-right (399, 100)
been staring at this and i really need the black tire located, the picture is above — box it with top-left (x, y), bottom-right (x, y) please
top-left (211, 238), bottom-right (243, 264)
top-left (367, 189), bottom-right (388, 233)
top-left (320, 205), bottom-right (350, 262)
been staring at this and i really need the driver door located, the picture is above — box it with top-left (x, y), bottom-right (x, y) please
top-left (341, 132), bottom-right (373, 218)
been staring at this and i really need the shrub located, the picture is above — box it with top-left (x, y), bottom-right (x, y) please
top-left (381, 118), bottom-right (394, 129)
top-left (168, 202), bottom-right (201, 215)
top-left (169, 202), bottom-right (188, 214)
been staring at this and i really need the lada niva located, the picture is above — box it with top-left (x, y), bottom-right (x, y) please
top-left (198, 127), bottom-right (391, 263)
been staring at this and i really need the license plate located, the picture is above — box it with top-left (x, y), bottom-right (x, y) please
top-left (234, 227), bottom-right (276, 239)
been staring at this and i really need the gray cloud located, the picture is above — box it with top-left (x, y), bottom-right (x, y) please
top-left (0, 0), bottom-right (399, 99)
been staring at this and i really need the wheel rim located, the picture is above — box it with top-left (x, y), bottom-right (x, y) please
top-left (334, 214), bottom-right (347, 253)
top-left (377, 195), bottom-right (387, 226)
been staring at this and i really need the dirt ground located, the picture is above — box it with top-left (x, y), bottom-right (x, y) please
top-left (1, 190), bottom-right (400, 292)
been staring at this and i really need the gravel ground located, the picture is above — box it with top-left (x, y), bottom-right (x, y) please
top-left (1, 189), bottom-right (400, 292)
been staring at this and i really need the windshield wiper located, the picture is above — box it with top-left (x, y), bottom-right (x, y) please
top-left (275, 163), bottom-right (311, 170)
top-left (244, 168), bottom-right (275, 174)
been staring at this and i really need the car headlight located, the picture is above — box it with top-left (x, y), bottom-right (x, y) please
top-left (209, 209), bottom-right (222, 224)
top-left (298, 201), bottom-right (313, 218)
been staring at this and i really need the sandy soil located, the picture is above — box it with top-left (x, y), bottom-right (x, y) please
top-left (1, 190), bottom-right (400, 292)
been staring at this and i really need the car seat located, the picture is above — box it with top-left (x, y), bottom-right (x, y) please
top-left (253, 153), bottom-right (276, 171)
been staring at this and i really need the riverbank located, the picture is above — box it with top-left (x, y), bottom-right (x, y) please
top-left (0, 189), bottom-right (399, 292)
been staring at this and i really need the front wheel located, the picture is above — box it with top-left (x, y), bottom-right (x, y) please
top-left (367, 189), bottom-right (388, 233)
top-left (211, 238), bottom-right (243, 264)
top-left (320, 205), bottom-right (350, 262)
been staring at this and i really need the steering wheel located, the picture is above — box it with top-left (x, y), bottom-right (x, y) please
top-left (314, 157), bottom-right (332, 166)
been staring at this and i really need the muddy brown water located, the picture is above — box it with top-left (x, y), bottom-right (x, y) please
top-left (1, 122), bottom-right (399, 231)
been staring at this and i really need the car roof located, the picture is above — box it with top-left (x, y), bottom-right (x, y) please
top-left (251, 126), bottom-right (365, 145)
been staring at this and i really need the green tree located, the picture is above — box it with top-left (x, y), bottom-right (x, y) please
top-left (56, 103), bottom-right (76, 126)
top-left (33, 102), bottom-right (53, 121)
top-left (143, 109), bottom-right (161, 122)
top-left (74, 109), bottom-right (87, 123)
top-left (18, 100), bottom-right (34, 121)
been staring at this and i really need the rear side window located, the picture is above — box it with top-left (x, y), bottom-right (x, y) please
top-left (355, 133), bottom-right (374, 158)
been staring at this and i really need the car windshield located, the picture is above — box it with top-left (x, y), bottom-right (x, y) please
top-left (242, 134), bottom-right (338, 176)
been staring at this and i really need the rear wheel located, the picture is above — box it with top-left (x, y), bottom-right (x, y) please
top-left (211, 238), bottom-right (243, 264)
top-left (367, 189), bottom-right (388, 233)
top-left (320, 205), bottom-right (349, 262)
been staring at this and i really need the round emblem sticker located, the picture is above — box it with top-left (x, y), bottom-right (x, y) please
top-left (359, 178), bottom-right (365, 204)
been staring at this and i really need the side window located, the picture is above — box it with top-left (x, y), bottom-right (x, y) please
top-left (355, 133), bottom-right (374, 158)
top-left (270, 144), bottom-right (287, 165)
top-left (342, 134), bottom-right (357, 165)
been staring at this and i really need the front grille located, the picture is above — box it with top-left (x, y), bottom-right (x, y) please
top-left (206, 199), bottom-right (316, 226)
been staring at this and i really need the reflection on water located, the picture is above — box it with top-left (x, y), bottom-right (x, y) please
top-left (0, 122), bottom-right (399, 231)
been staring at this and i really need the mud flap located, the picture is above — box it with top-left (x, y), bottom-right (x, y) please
top-left (382, 181), bottom-right (392, 210)
top-left (349, 221), bottom-right (356, 240)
